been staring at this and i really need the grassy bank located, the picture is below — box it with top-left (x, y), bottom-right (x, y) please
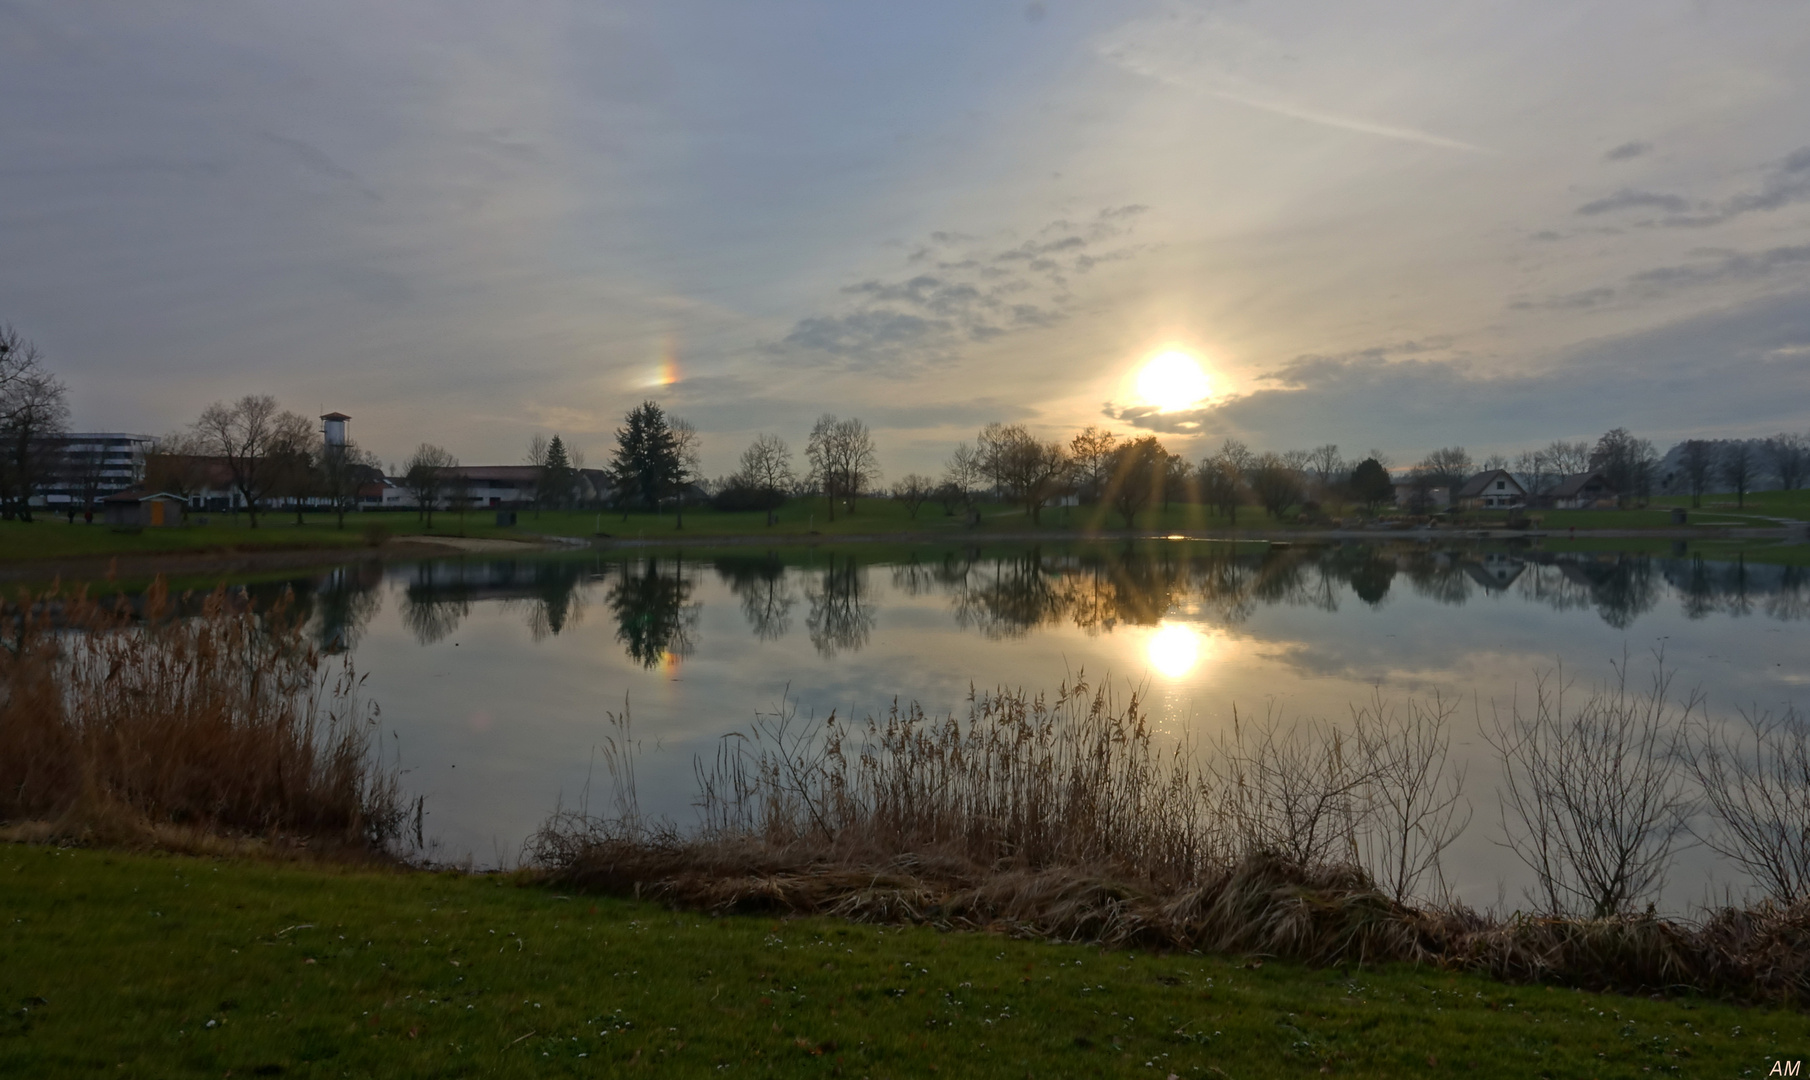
top-left (4, 845), bottom-right (1802, 1078)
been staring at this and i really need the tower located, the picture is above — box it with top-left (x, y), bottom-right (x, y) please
top-left (321, 412), bottom-right (351, 450)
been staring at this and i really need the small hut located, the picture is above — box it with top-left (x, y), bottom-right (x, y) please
top-left (102, 488), bottom-right (187, 528)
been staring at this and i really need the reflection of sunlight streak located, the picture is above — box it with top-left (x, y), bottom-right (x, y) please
top-left (1146, 622), bottom-right (1203, 679)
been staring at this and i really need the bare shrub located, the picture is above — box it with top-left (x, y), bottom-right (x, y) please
top-left (1486, 656), bottom-right (1697, 917)
top-left (1205, 707), bottom-right (1369, 869)
top-left (1686, 705), bottom-right (1810, 903)
top-left (1352, 690), bottom-right (1470, 904)
top-left (0, 580), bottom-right (404, 849)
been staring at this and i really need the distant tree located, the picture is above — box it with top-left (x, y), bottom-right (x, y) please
top-left (1307, 444), bottom-right (1344, 498)
top-left (805, 414), bottom-right (879, 520)
top-left (730, 433), bottom-right (795, 524)
top-left (1199, 439), bottom-right (1251, 524)
top-left (890, 474), bottom-right (935, 520)
top-left (1416, 446), bottom-right (1473, 506)
top-left (1543, 439), bottom-right (1592, 478)
top-left (1720, 441), bottom-right (1755, 508)
top-left (942, 442), bottom-right (984, 514)
top-left (933, 480), bottom-right (966, 517)
top-left (192, 394), bottom-right (302, 528)
top-left (0, 325), bottom-right (70, 522)
top-left (976, 422), bottom-right (1071, 523)
top-left (609, 401), bottom-right (682, 516)
top-left (1068, 425), bottom-right (1118, 504)
top-left (1680, 439), bottom-right (1716, 509)
top-left (144, 430), bottom-right (213, 506)
top-left (524, 434), bottom-right (550, 515)
top-left (1591, 428), bottom-right (1657, 505)
top-left (1349, 458), bottom-right (1395, 512)
top-left (670, 419), bottom-right (701, 529)
top-left (1768, 432), bottom-right (1807, 491)
top-left (404, 443), bottom-right (457, 528)
top-left (1162, 451), bottom-right (1192, 511)
top-left (540, 435), bottom-right (575, 510)
top-left (1248, 452), bottom-right (1307, 520)
top-left (265, 411), bottom-right (321, 525)
top-left (1104, 435), bottom-right (1168, 529)
top-left (320, 438), bottom-right (380, 528)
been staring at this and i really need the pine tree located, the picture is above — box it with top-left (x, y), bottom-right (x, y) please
top-left (609, 401), bottom-right (681, 514)
top-left (543, 434), bottom-right (575, 509)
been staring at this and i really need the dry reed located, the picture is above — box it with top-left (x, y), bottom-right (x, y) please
top-left (0, 579), bottom-right (405, 852)
top-left (531, 677), bottom-right (1810, 1002)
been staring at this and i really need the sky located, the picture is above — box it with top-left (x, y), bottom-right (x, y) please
top-left (3, 0), bottom-right (1809, 477)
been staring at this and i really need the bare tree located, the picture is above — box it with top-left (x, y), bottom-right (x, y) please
top-left (1248, 451), bottom-right (1306, 521)
top-left (0, 325), bottom-right (70, 522)
top-left (734, 433), bottom-right (795, 525)
top-left (525, 433), bottom-right (551, 516)
top-left (1199, 440), bottom-right (1250, 524)
top-left (1512, 448), bottom-right (1553, 498)
top-left (890, 473), bottom-right (935, 520)
top-left (266, 411), bottom-right (321, 525)
top-left (1485, 658), bottom-right (1697, 917)
top-left (976, 422), bottom-right (1070, 523)
top-left (942, 442), bottom-right (984, 516)
top-left (321, 438), bottom-right (381, 528)
top-left (670, 419), bottom-right (702, 529)
top-left (1543, 439), bottom-right (1592, 478)
top-left (1687, 706), bottom-right (1810, 902)
top-left (805, 414), bottom-right (880, 521)
top-left (1069, 425), bottom-right (1118, 504)
top-left (404, 443), bottom-right (457, 528)
top-left (1307, 444), bottom-right (1344, 499)
top-left (1103, 435), bottom-right (1167, 529)
top-left (192, 395), bottom-right (300, 527)
top-left (1680, 439), bottom-right (1716, 509)
top-left (1767, 432), bottom-right (1807, 492)
top-left (1591, 428), bottom-right (1658, 505)
top-left (1416, 446), bottom-right (1473, 507)
top-left (1208, 710), bottom-right (1372, 868)
top-left (1720, 441), bottom-right (1755, 508)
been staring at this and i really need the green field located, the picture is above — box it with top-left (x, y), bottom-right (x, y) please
top-left (2, 845), bottom-right (1801, 1078)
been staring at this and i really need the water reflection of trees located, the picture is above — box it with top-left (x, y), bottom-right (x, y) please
top-left (400, 562), bottom-right (477, 645)
top-left (715, 555), bottom-right (795, 641)
top-left (501, 560), bottom-right (589, 642)
top-left (921, 543), bottom-right (1809, 638)
top-left (606, 557), bottom-right (699, 668)
top-left (308, 560), bottom-right (385, 652)
top-left (807, 556), bottom-right (875, 657)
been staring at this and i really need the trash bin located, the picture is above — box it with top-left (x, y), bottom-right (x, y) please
top-left (496, 510), bottom-right (517, 527)
top-left (1670, 507), bottom-right (1687, 525)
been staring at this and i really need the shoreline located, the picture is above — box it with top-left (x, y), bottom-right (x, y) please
top-left (0, 522), bottom-right (1800, 583)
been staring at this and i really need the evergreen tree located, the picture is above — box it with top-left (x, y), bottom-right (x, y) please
top-left (543, 434), bottom-right (575, 509)
top-left (609, 401), bottom-right (682, 513)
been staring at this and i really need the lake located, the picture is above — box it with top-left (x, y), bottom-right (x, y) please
top-left (284, 540), bottom-right (1809, 909)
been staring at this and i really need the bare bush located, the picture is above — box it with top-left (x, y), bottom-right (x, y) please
top-left (1686, 705), bottom-right (1810, 903)
top-left (1353, 691), bottom-right (1470, 904)
top-left (1486, 657), bottom-right (1697, 917)
top-left (1205, 707), bottom-right (1369, 869)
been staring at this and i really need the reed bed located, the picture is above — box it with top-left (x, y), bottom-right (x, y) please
top-left (532, 677), bottom-right (1810, 1002)
top-left (0, 579), bottom-right (405, 852)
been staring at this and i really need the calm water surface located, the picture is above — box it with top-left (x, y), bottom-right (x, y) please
top-left (290, 541), bottom-right (1809, 907)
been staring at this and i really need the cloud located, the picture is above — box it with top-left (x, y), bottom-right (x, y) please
top-left (1103, 291), bottom-right (1810, 451)
top-left (1512, 244), bottom-right (1810, 311)
top-left (1574, 146), bottom-right (1810, 226)
top-left (1627, 244), bottom-right (1810, 292)
top-left (774, 208), bottom-right (1148, 372)
top-left (1508, 286), bottom-right (1616, 311)
top-left (1604, 141), bottom-right (1651, 161)
top-left (1575, 188), bottom-right (1691, 216)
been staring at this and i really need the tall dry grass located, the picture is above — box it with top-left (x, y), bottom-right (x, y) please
top-left (0, 579), bottom-right (405, 851)
top-left (531, 676), bottom-right (1810, 1001)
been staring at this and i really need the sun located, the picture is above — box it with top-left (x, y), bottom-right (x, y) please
top-left (1134, 350), bottom-right (1211, 412)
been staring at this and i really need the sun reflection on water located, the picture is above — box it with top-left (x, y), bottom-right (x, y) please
top-left (1145, 622), bottom-right (1205, 679)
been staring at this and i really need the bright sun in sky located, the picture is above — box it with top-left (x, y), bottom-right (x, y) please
top-left (1134, 350), bottom-right (1212, 412)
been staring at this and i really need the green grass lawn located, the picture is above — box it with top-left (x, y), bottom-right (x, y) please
top-left (1652, 488), bottom-right (1810, 522)
top-left (2, 846), bottom-right (1802, 1078)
